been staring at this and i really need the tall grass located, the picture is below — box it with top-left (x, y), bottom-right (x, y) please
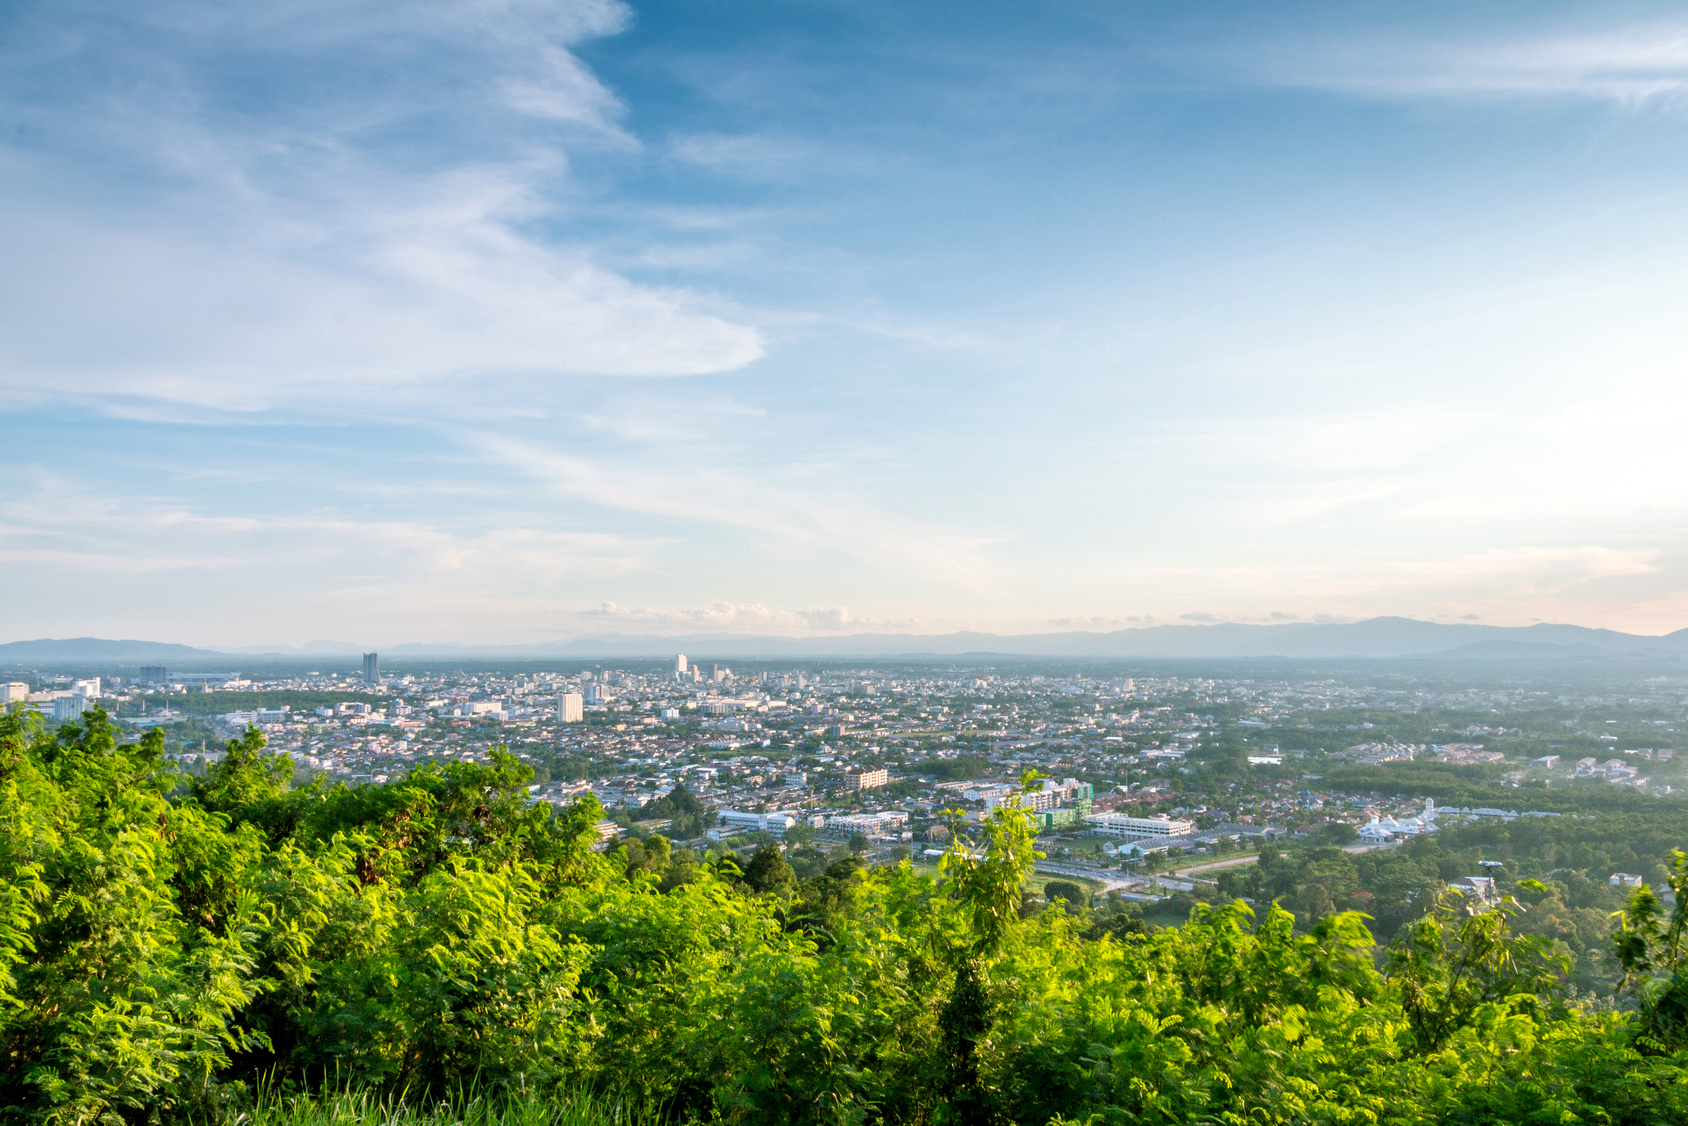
top-left (244, 1085), bottom-right (660, 1126)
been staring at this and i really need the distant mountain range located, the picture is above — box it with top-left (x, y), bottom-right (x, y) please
top-left (4, 617), bottom-right (1688, 666)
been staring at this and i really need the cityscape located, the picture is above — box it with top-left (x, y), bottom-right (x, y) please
top-left (9, 650), bottom-right (1683, 924)
top-left (8, 0), bottom-right (1688, 1121)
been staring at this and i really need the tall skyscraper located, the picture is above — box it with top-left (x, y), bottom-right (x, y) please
top-left (558, 692), bottom-right (584, 723)
top-left (676, 653), bottom-right (688, 677)
top-left (140, 666), bottom-right (169, 686)
top-left (362, 652), bottom-right (379, 685)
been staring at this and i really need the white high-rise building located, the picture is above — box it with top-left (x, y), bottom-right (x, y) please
top-left (557, 693), bottom-right (584, 723)
top-left (676, 653), bottom-right (688, 676)
top-left (0, 682), bottom-right (29, 704)
top-left (73, 678), bottom-right (102, 698)
top-left (54, 695), bottom-right (88, 721)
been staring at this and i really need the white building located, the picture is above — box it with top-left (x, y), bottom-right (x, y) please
top-left (220, 707), bottom-right (291, 726)
top-left (715, 809), bottom-right (802, 837)
top-left (54, 695), bottom-right (88, 721)
top-left (676, 653), bottom-right (688, 677)
top-left (1084, 813), bottom-right (1197, 839)
top-left (831, 811), bottom-right (909, 837)
top-left (1357, 821), bottom-right (1395, 844)
top-left (73, 678), bottom-right (102, 698)
top-left (558, 693), bottom-right (584, 723)
top-left (843, 767), bottom-right (890, 791)
top-left (0, 683), bottom-right (29, 704)
top-left (1358, 808), bottom-right (1438, 842)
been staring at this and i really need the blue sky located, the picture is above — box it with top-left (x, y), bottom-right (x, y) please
top-left (4, 0), bottom-right (1688, 645)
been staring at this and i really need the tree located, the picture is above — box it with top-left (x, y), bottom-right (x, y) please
top-left (1043, 880), bottom-right (1087, 908)
top-left (848, 832), bottom-right (869, 854)
top-left (192, 725), bottom-right (292, 816)
top-left (1612, 849), bottom-right (1688, 1050)
top-left (743, 843), bottom-right (796, 897)
top-left (1387, 884), bottom-right (1567, 1052)
top-left (1321, 821), bottom-right (1359, 846)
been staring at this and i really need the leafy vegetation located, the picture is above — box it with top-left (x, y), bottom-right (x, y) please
top-left (624, 780), bottom-right (708, 839)
top-left (5, 706), bottom-right (1688, 1125)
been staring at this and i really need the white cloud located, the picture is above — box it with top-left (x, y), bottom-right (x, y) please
top-left (1235, 20), bottom-right (1688, 104)
top-left (0, 0), bottom-right (762, 409)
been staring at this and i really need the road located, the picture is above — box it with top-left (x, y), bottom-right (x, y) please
top-left (1170, 854), bottom-right (1262, 878)
top-left (1032, 860), bottom-right (1146, 894)
top-left (1168, 840), bottom-right (1397, 880)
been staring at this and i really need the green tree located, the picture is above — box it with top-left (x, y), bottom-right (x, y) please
top-left (742, 844), bottom-right (796, 897)
top-left (1043, 880), bottom-right (1087, 908)
top-left (1612, 849), bottom-right (1688, 1050)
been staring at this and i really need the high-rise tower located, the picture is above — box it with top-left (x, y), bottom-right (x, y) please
top-left (362, 652), bottom-right (379, 685)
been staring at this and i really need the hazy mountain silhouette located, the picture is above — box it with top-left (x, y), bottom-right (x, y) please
top-left (5, 617), bottom-right (1687, 664)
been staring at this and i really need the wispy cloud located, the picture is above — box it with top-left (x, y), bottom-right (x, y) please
top-left (577, 600), bottom-right (924, 634)
top-left (1231, 20), bottom-right (1688, 104)
top-left (0, 469), bottom-right (662, 598)
top-left (0, 0), bottom-right (761, 410)
top-left (477, 434), bottom-right (1006, 595)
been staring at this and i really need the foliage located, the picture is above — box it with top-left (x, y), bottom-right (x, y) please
top-left (628, 780), bottom-right (704, 826)
top-left (245, 1084), bottom-right (657, 1126)
top-left (5, 707), bottom-right (1688, 1125)
top-left (1612, 849), bottom-right (1688, 1052)
top-left (912, 756), bottom-right (995, 782)
top-left (1041, 881), bottom-right (1087, 908)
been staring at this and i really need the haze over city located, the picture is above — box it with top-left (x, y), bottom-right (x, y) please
top-left (5, 0), bottom-right (1688, 647)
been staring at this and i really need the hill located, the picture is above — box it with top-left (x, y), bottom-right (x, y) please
top-left (5, 617), bottom-right (1687, 663)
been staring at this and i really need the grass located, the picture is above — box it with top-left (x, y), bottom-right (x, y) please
top-left (1023, 871), bottom-right (1110, 899)
top-left (246, 1086), bottom-right (660, 1126)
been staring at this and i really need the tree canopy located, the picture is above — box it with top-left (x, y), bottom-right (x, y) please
top-left (3, 706), bottom-right (1688, 1125)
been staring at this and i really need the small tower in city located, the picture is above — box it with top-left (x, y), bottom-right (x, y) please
top-left (362, 652), bottom-right (379, 686)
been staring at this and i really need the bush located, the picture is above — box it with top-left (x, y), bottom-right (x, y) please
top-left (5, 711), bottom-right (1688, 1125)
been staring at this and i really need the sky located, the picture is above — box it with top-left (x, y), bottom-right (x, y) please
top-left (4, 0), bottom-right (1688, 646)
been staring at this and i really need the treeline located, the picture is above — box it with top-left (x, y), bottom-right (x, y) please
top-left (5, 707), bottom-right (1688, 1125)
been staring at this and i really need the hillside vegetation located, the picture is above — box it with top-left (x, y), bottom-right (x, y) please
top-left (4, 708), bottom-right (1688, 1125)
